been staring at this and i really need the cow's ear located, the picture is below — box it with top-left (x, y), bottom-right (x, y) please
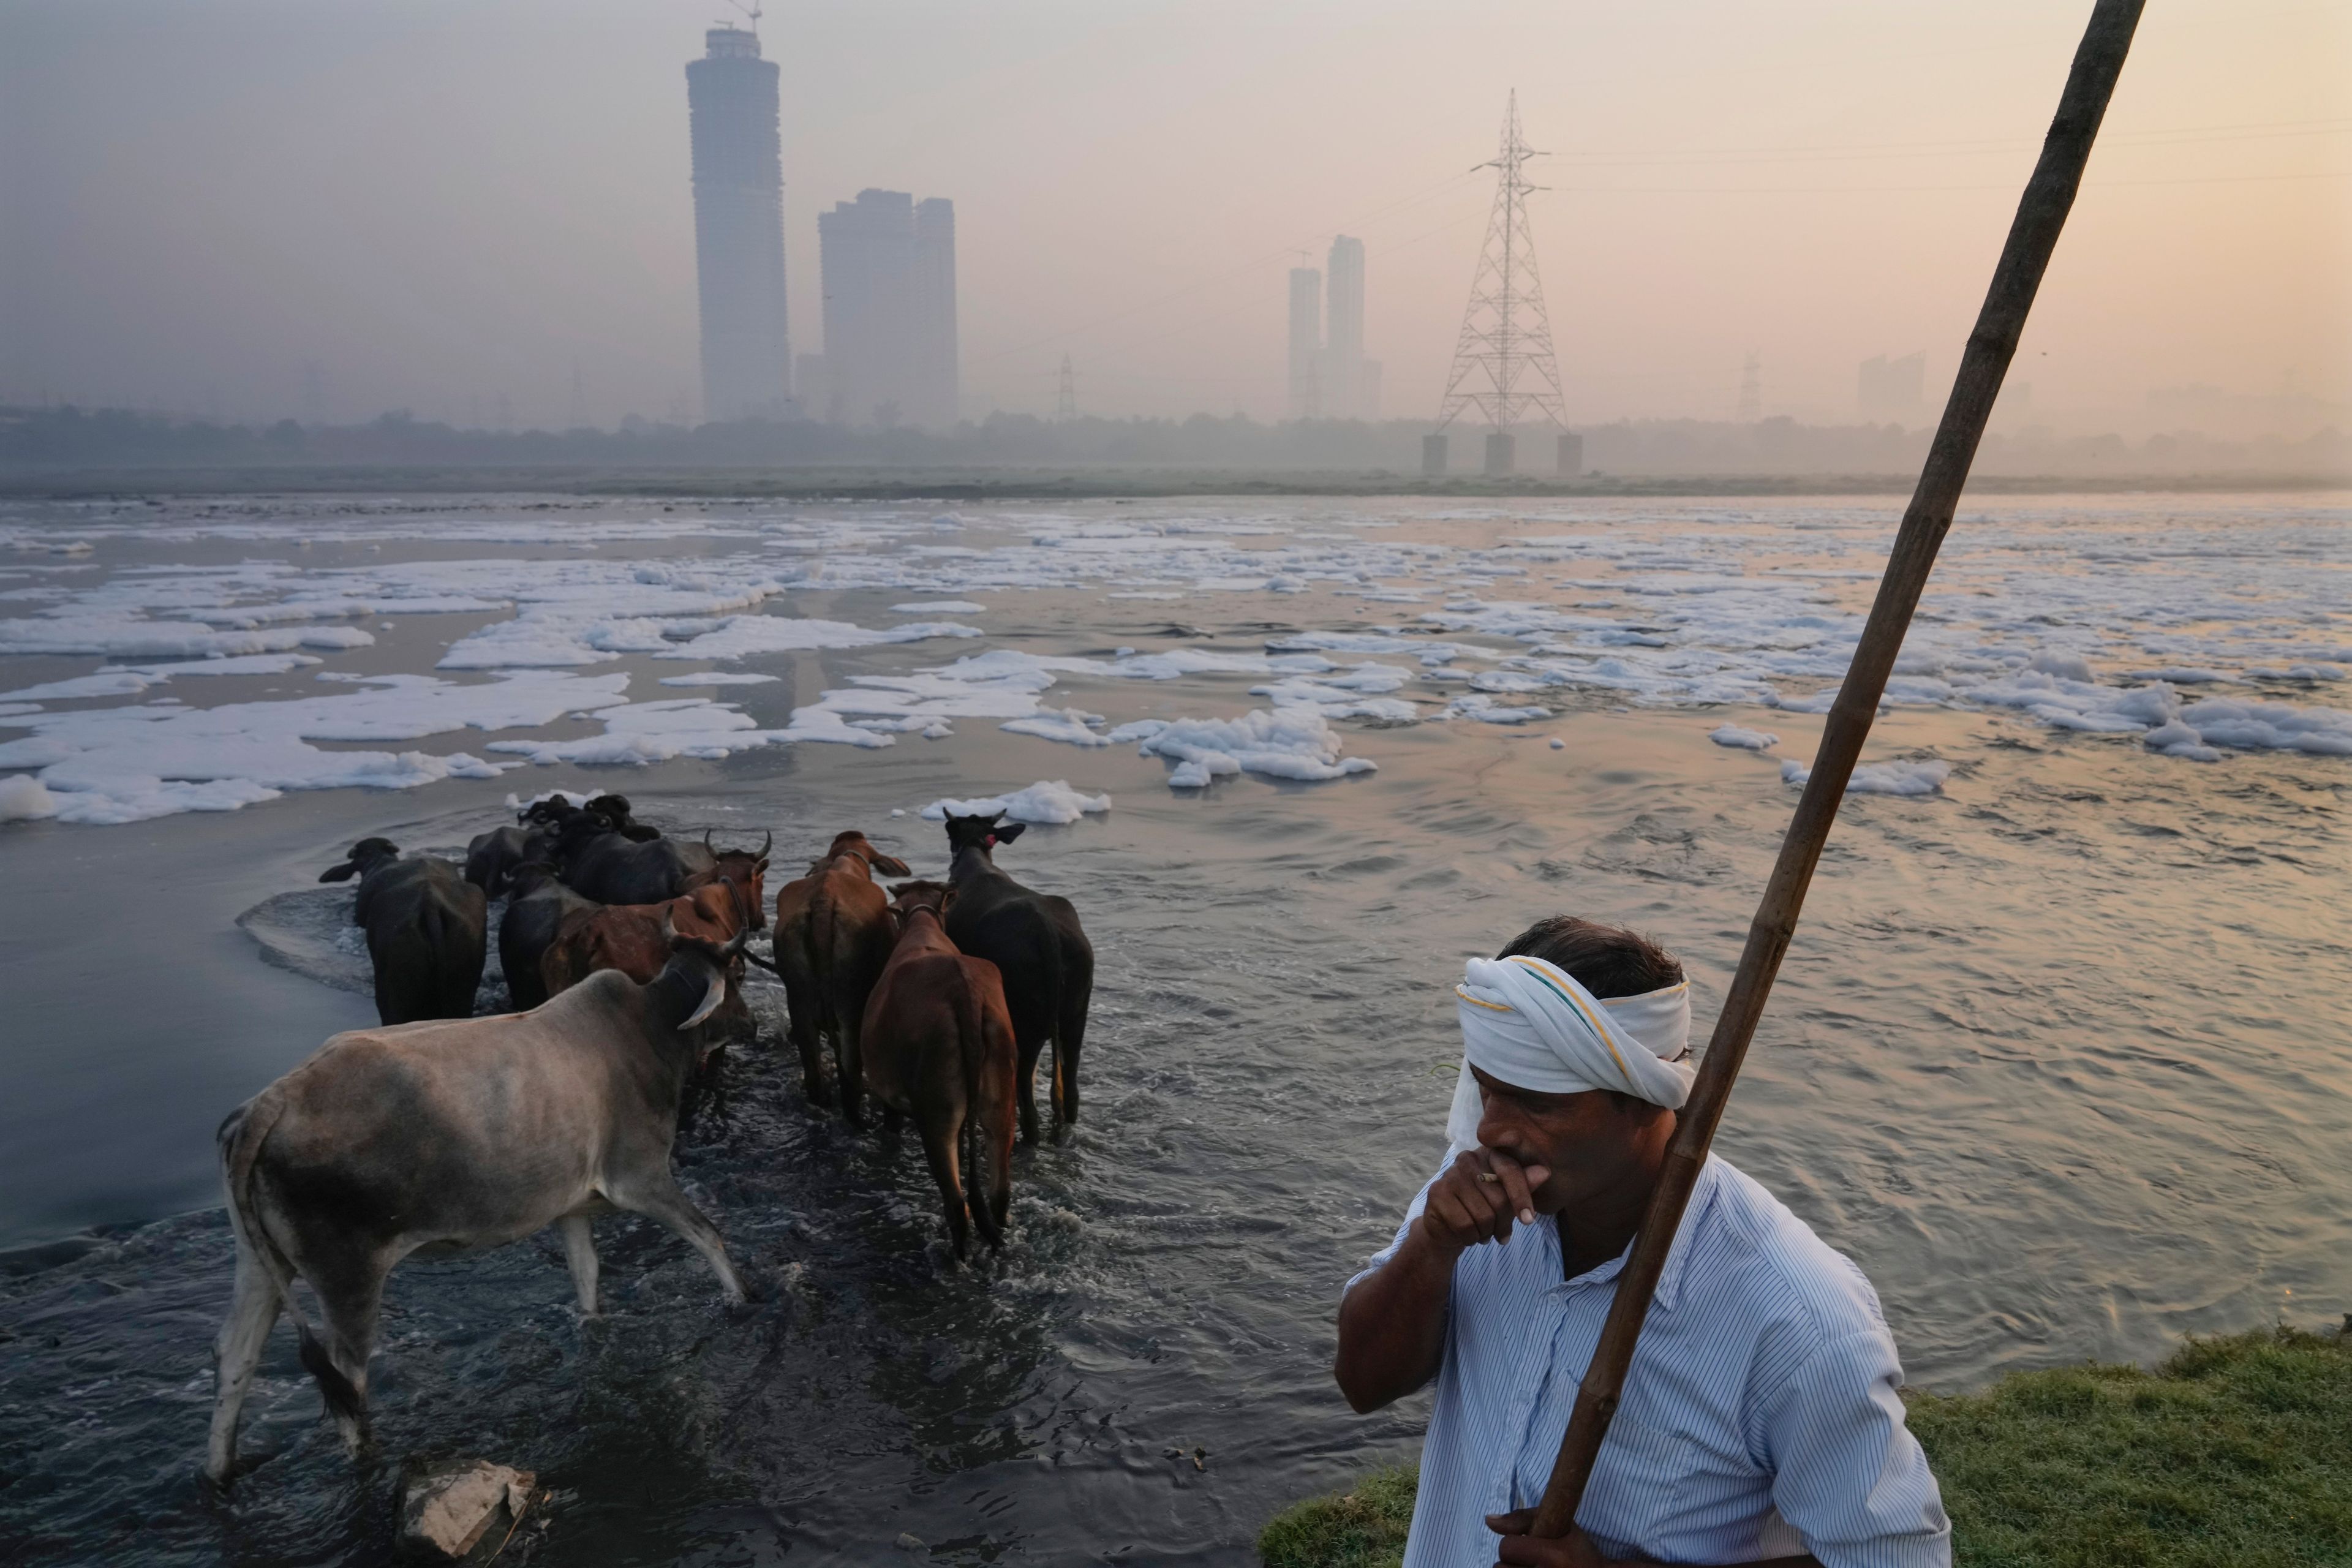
top-left (318, 861), bottom-right (358, 883)
top-left (995, 822), bottom-right (1027, 845)
top-left (939, 887), bottom-right (959, 914)
top-left (875, 853), bottom-right (913, 877)
top-left (884, 905), bottom-right (907, 937)
top-left (751, 857), bottom-right (770, 875)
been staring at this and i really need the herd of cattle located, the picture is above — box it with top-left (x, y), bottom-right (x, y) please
top-left (203, 792), bottom-right (1094, 1484)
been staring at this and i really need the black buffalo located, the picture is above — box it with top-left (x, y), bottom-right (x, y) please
top-left (941, 813), bottom-right (1094, 1144)
top-left (463, 825), bottom-right (538, 898)
top-left (468, 794), bottom-right (651, 897)
top-left (498, 861), bottom-right (598, 1011)
top-left (559, 818), bottom-right (770, 929)
top-left (580, 793), bottom-right (663, 842)
top-left (320, 838), bottom-right (488, 1026)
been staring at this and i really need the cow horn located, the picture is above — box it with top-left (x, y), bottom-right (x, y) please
top-left (703, 828), bottom-right (714, 851)
top-left (757, 830), bottom-right (772, 859)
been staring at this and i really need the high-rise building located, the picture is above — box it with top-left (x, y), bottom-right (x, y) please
top-left (1324, 236), bottom-right (1365, 419)
top-left (685, 26), bottom-right (793, 423)
top-left (1287, 267), bottom-right (1322, 419)
top-left (816, 189), bottom-right (959, 428)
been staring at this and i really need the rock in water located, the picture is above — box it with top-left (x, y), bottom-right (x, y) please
top-left (399, 1458), bottom-right (537, 1559)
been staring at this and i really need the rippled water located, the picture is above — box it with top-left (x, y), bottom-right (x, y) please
top-left (1, 493), bottom-right (2346, 1565)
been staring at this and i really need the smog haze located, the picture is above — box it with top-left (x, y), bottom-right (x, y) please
top-left (3, 0), bottom-right (2345, 439)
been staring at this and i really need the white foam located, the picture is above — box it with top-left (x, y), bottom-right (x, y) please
top-left (1710, 723), bottom-right (1780, 750)
top-left (0, 671), bottom-right (153, 702)
top-left (0, 774), bottom-right (59, 821)
top-left (1441, 693), bottom-right (1549, 725)
top-left (654, 616), bottom-right (982, 663)
top-left (1111, 708), bottom-right (1378, 788)
top-left (0, 619), bottom-right (372, 660)
top-left (1779, 757), bottom-right (1951, 796)
top-left (1000, 709), bottom-right (1113, 747)
top-left (0, 670), bottom-right (628, 823)
top-left (2168, 697), bottom-right (2352, 756)
top-left (919, 780), bottom-right (1111, 824)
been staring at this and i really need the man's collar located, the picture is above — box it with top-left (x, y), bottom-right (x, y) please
top-left (1555, 1156), bottom-right (1722, 1313)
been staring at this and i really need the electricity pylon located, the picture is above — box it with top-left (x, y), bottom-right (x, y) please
top-left (1738, 352), bottom-right (1762, 421)
top-left (1055, 355), bottom-right (1077, 421)
top-left (1435, 91), bottom-right (1565, 439)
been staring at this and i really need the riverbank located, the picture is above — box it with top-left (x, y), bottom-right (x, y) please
top-left (5, 464), bottom-right (2346, 500)
top-left (1258, 1323), bottom-right (2352, 1567)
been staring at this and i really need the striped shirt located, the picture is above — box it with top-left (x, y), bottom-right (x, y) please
top-left (1348, 1155), bottom-right (1950, 1568)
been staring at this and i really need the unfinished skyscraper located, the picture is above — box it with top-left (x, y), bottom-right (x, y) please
top-left (816, 189), bottom-right (959, 428)
top-left (1287, 267), bottom-right (1322, 419)
top-left (685, 26), bottom-right (792, 422)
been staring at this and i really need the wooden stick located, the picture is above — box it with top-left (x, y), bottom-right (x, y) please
top-left (1529, 0), bottom-right (2146, 1539)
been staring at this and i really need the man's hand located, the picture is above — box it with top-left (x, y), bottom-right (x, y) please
top-left (1485, 1512), bottom-right (1611, 1567)
top-left (1419, 1147), bottom-right (1553, 1254)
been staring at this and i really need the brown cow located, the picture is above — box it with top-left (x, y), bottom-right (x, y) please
top-left (541, 881), bottom-right (755, 1046)
top-left (860, 883), bottom-right (1016, 1259)
top-left (682, 835), bottom-right (770, 932)
top-left (771, 832), bottom-right (912, 1125)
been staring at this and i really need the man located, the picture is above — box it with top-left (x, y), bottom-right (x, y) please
top-left (1335, 916), bottom-right (1949, 1568)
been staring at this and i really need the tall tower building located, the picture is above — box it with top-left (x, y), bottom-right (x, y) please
top-left (1287, 266), bottom-right (1322, 420)
top-left (817, 189), bottom-right (959, 428)
top-left (1324, 236), bottom-right (1365, 419)
top-left (686, 26), bottom-right (792, 423)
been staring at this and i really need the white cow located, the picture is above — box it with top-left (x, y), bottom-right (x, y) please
top-left (204, 926), bottom-right (748, 1483)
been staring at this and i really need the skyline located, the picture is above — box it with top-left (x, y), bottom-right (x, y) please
top-left (2, 1), bottom-right (2346, 436)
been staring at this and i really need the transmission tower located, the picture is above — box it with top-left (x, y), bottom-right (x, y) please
top-left (1055, 355), bottom-right (1077, 421)
top-left (1738, 351), bottom-right (1762, 422)
top-left (1435, 91), bottom-right (1565, 457)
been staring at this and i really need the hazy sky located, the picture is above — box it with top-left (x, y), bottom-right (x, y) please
top-left (4, 0), bottom-right (2346, 431)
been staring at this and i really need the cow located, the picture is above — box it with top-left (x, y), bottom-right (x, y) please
top-left (466, 794), bottom-right (648, 896)
top-left (498, 861), bottom-right (597, 1011)
top-left (581, 793), bottom-right (663, 843)
top-left (771, 831), bottom-right (913, 1124)
top-left (562, 816), bottom-right (769, 927)
top-left (860, 883), bottom-right (1016, 1259)
top-left (202, 925), bottom-right (749, 1484)
top-left (320, 839), bottom-right (488, 1027)
top-left (541, 881), bottom-right (747, 992)
top-left (941, 814), bottom-right (1095, 1144)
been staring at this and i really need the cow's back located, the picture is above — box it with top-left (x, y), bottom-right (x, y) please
top-left (568, 838), bottom-right (698, 907)
top-left (358, 860), bottom-right (487, 1024)
top-left (946, 873), bottom-right (1090, 1042)
top-left (255, 997), bottom-right (640, 1240)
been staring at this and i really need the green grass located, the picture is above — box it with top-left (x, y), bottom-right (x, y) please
top-left (1259, 1325), bottom-right (2352, 1568)
top-left (1260, 1461), bottom-right (1420, 1568)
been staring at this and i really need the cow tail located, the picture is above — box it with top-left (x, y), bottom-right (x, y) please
top-left (963, 968), bottom-right (1012, 1247)
top-left (217, 1096), bottom-right (364, 1426)
top-left (810, 886), bottom-right (840, 1038)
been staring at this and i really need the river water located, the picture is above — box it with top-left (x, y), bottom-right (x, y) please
top-left (0, 492), bottom-right (2346, 1564)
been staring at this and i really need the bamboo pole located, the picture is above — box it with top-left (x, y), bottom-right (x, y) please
top-left (1528, 0), bottom-right (2146, 1540)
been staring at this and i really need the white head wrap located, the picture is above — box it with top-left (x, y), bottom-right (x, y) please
top-left (1444, 955), bottom-right (1695, 1155)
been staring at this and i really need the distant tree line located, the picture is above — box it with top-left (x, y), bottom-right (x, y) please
top-left (0, 403), bottom-right (2340, 480)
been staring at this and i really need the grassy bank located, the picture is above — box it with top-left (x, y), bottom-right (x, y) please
top-left (1261, 1325), bottom-right (2351, 1568)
